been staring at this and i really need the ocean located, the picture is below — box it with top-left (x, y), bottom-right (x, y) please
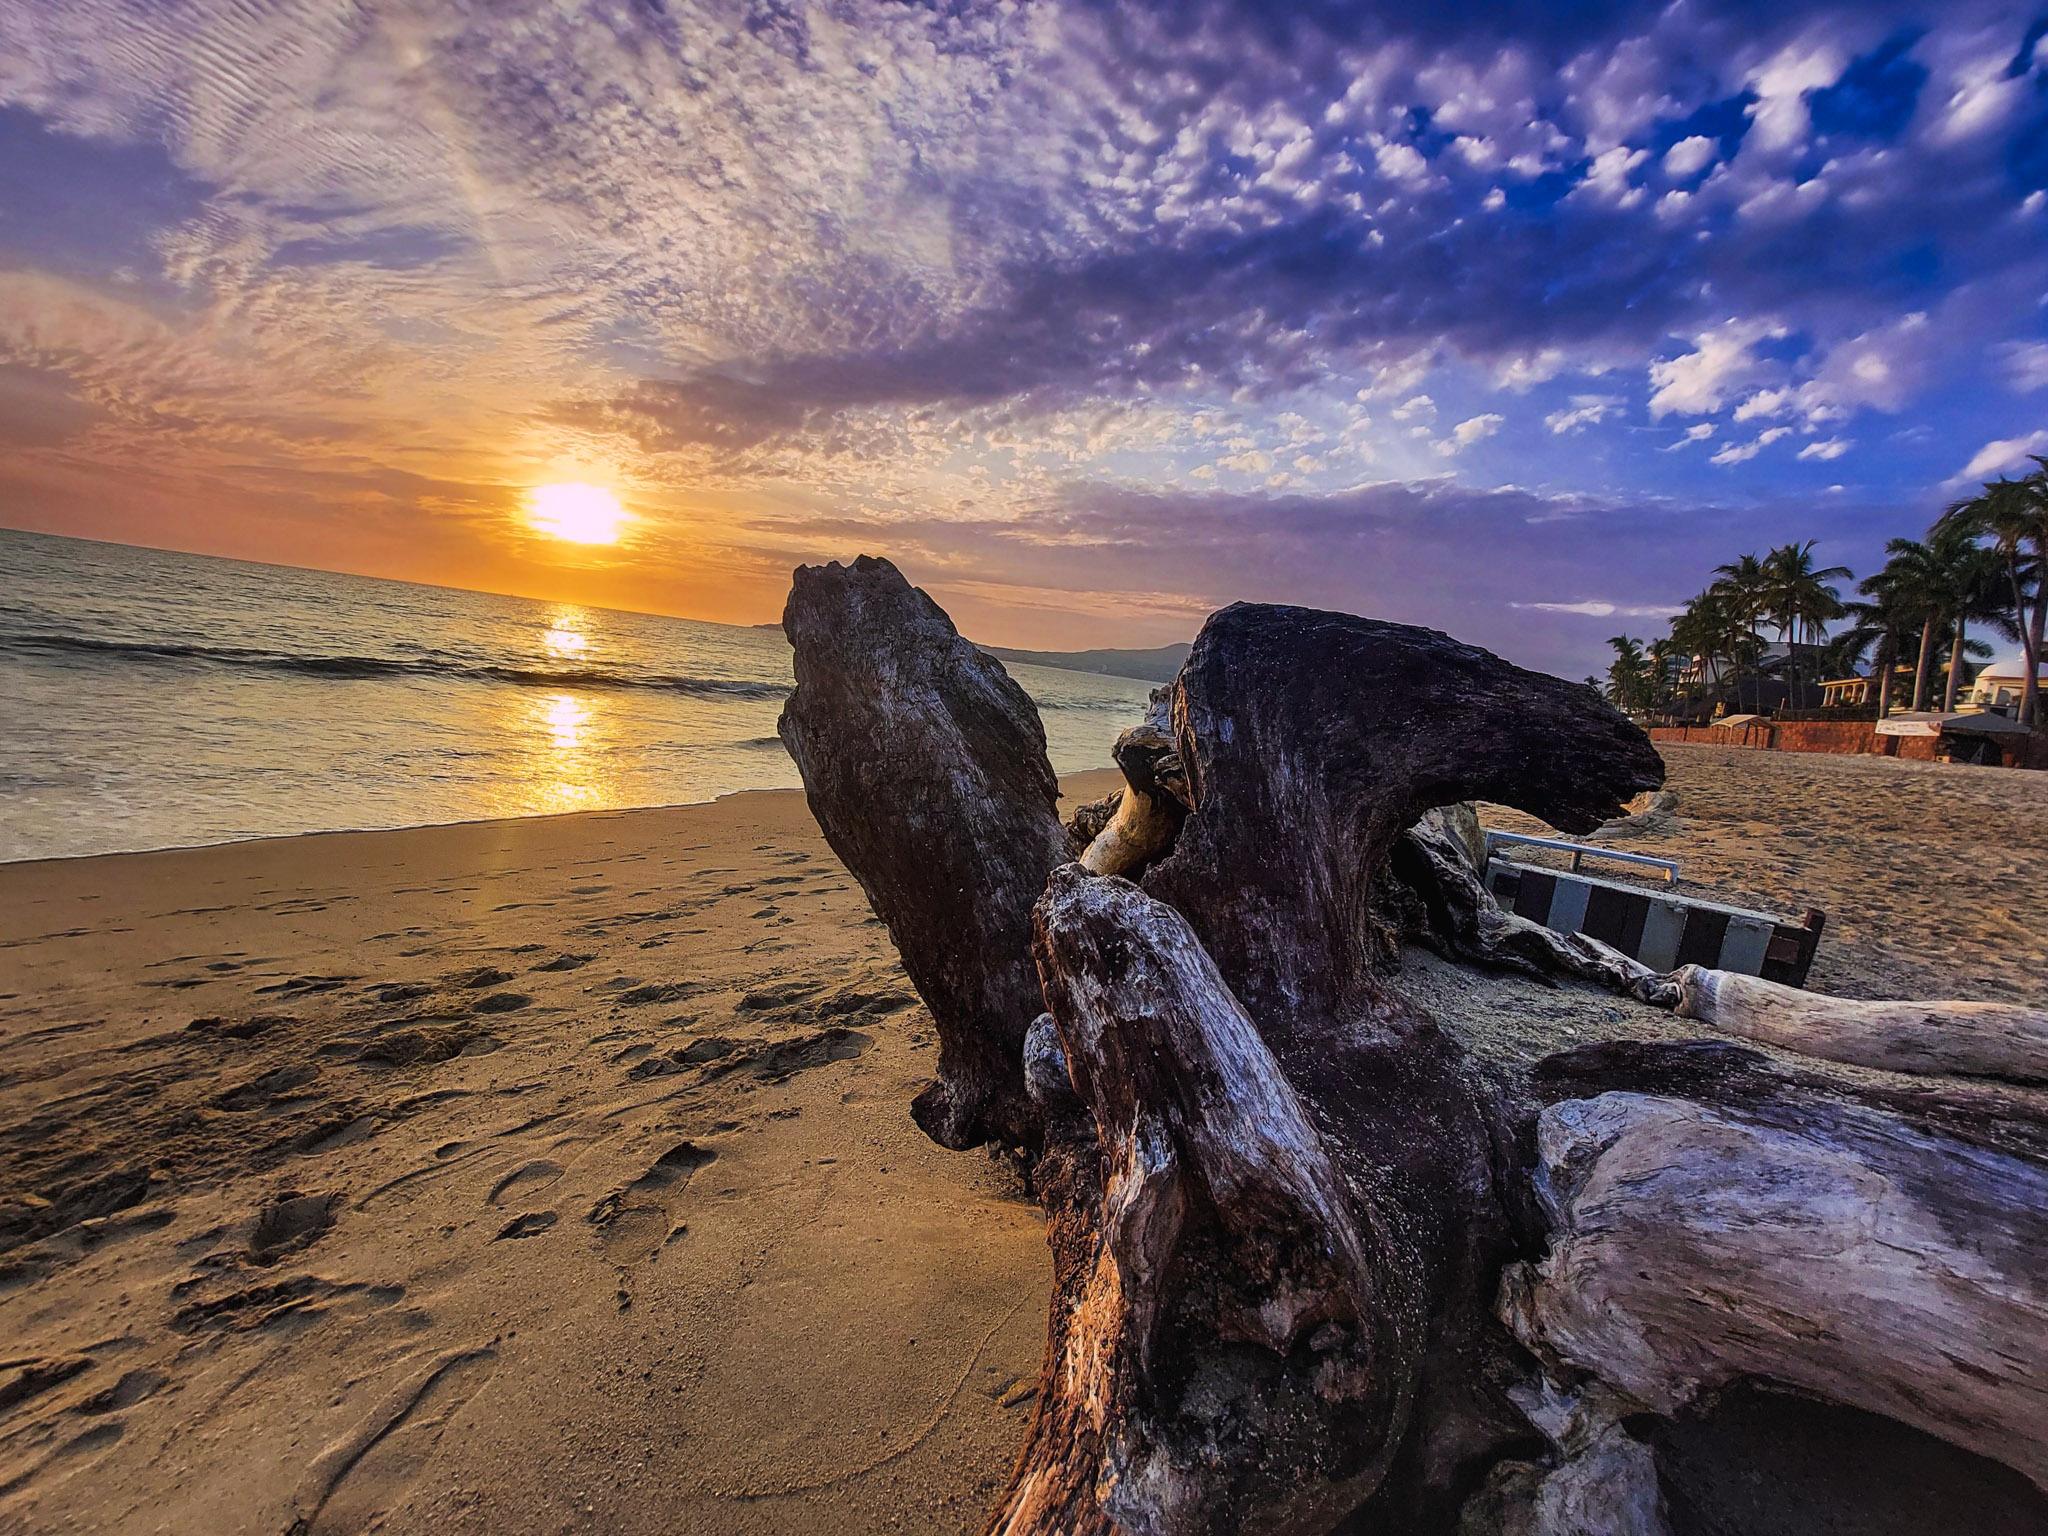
top-left (0, 531), bottom-right (1155, 862)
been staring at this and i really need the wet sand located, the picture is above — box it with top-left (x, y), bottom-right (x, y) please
top-left (3, 748), bottom-right (2043, 1534)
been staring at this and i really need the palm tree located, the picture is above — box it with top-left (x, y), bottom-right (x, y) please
top-left (1943, 465), bottom-right (2048, 725)
top-left (1882, 529), bottom-right (1959, 712)
top-left (1938, 542), bottom-right (2012, 711)
top-left (1760, 540), bottom-right (1851, 708)
top-left (1884, 522), bottom-right (2014, 711)
top-left (1710, 553), bottom-right (1769, 711)
top-left (1833, 565), bottom-right (1920, 718)
top-left (1604, 634), bottom-right (1651, 714)
top-left (1644, 636), bottom-right (1678, 718)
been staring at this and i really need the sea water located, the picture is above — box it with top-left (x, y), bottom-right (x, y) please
top-left (0, 530), bottom-right (1153, 861)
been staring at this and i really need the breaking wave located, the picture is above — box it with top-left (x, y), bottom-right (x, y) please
top-left (3, 631), bottom-right (792, 699)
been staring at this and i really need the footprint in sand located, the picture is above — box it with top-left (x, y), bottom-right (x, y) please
top-left (529, 952), bottom-right (594, 972)
top-left (492, 1211), bottom-right (557, 1240)
top-left (0, 1421), bottom-right (125, 1501)
top-left (293, 1345), bottom-right (499, 1535)
top-left (586, 1142), bottom-right (716, 1266)
top-left (245, 1191), bottom-right (340, 1266)
top-left (70, 1368), bottom-right (168, 1416)
top-left (486, 1159), bottom-right (564, 1208)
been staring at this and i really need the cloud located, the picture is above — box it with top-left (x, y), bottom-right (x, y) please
top-left (1512, 599), bottom-right (1681, 618)
top-left (1710, 429), bottom-right (1793, 465)
top-left (2003, 342), bottom-right (2048, 393)
top-left (1952, 431), bottom-right (2048, 483)
top-left (1434, 412), bottom-right (1505, 455)
top-left (1545, 395), bottom-right (1622, 434)
top-left (1797, 437), bottom-right (1853, 461)
top-left (1665, 422), bottom-right (1718, 450)
top-left (1747, 41), bottom-right (1846, 152)
top-left (1649, 319), bottom-right (1789, 417)
top-left (1494, 348), bottom-right (1567, 391)
top-left (1662, 135), bottom-right (1717, 178)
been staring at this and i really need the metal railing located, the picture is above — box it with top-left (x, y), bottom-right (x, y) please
top-left (1483, 829), bottom-right (1680, 885)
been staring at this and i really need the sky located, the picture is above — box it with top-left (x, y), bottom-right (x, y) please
top-left (1, 1), bottom-right (2046, 677)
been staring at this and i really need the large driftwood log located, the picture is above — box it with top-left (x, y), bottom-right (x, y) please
top-left (778, 556), bottom-right (1072, 1149)
top-left (1674, 964), bottom-right (2048, 1084)
top-left (775, 563), bottom-right (2048, 1536)
top-left (994, 606), bottom-right (1678, 1533)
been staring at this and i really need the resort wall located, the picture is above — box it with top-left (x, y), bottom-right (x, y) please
top-left (1649, 721), bottom-right (2048, 769)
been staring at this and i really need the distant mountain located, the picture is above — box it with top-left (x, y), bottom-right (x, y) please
top-left (758, 616), bottom-right (1189, 684)
top-left (983, 642), bottom-right (1191, 685)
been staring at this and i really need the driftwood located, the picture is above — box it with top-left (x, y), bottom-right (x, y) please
top-left (778, 556), bottom-right (1071, 1149)
top-left (1080, 688), bottom-right (1188, 879)
top-left (1674, 964), bottom-right (2048, 1084)
top-left (1503, 1087), bottom-right (2048, 1489)
top-left (777, 561), bottom-right (2048, 1535)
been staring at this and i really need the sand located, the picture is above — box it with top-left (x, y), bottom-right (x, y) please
top-left (3, 748), bottom-right (2044, 1535)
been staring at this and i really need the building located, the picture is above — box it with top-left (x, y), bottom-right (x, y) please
top-left (1818, 675), bottom-right (1871, 708)
top-left (1967, 662), bottom-right (2048, 715)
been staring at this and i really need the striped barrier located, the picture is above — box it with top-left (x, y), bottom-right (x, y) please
top-left (1485, 858), bottom-right (1824, 987)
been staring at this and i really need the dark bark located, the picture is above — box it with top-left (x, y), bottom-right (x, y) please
top-left (1142, 602), bottom-right (1664, 1031)
top-left (778, 556), bottom-right (1072, 1149)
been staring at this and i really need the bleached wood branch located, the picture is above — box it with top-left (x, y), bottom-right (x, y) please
top-left (1674, 965), bottom-right (2048, 1084)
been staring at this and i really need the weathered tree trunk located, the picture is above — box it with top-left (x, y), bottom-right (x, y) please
top-left (1675, 965), bottom-right (2048, 1084)
top-left (1139, 602), bottom-right (1664, 1029)
top-left (999, 867), bottom-right (1395, 1536)
top-left (1945, 616), bottom-right (1967, 712)
top-left (1912, 614), bottom-right (1936, 711)
top-left (776, 562), bottom-right (2048, 1536)
top-left (778, 556), bottom-right (1072, 1149)
top-left (1507, 1041), bottom-right (2048, 1496)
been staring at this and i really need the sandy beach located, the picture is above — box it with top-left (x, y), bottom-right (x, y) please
top-left (3, 748), bottom-right (2045, 1534)
top-left (0, 784), bottom-right (1116, 1536)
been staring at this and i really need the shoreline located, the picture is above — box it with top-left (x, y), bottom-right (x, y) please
top-left (2, 776), bottom-right (1127, 872)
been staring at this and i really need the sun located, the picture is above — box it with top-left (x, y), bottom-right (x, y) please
top-left (527, 483), bottom-right (628, 545)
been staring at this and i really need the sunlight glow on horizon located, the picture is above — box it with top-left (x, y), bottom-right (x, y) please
top-left (527, 483), bottom-right (628, 546)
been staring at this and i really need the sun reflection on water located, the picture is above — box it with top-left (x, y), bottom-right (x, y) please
top-left (544, 693), bottom-right (588, 749)
top-left (529, 691), bottom-right (603, 809)
top-left (541, 607), bottom-right (591, 659)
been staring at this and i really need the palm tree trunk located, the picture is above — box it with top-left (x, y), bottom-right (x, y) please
top-left (1912, 616), bottom-right (1935, 712)
top-left (2025, 562), bottom-right (2046, 727)
top-left (1875, 640), bottom-right (1894, 718)
top-left (1944, 618), bottom-right (1966, 713)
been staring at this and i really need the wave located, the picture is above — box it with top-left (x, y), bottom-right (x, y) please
top-left (2, 631), bottom-right (791, 700)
